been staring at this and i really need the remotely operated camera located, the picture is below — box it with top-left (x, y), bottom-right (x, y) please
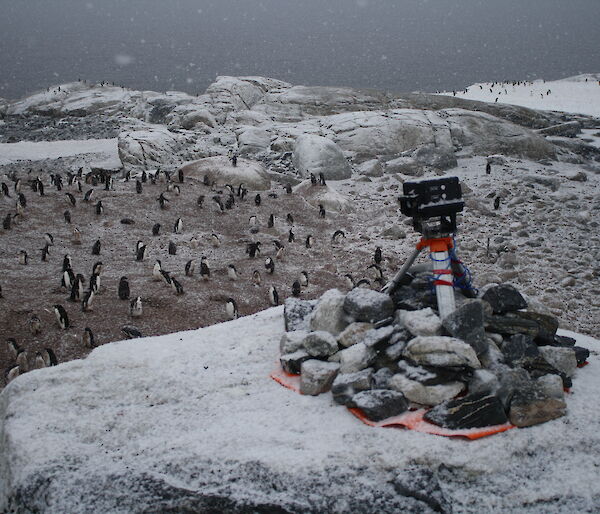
top-left (399, 176), bottom-right (464, 237)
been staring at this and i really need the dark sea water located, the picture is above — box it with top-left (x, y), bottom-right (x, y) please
top-left (1, 0), bottom-right (599, 100)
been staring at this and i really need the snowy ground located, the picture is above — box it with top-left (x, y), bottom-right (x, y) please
top-left (438, 74), bottom-right (600, 117)
top-left (1, 308), bottom-right (599, 512)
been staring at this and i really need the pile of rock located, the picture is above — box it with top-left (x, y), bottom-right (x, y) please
top-left (280, 282), bottom-right (589, 429)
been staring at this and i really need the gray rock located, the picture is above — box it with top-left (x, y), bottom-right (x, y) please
top-left (372, 368), bottom-right (394, 389)
top-left (343, 288), bottom-right (394, 323)
top-left (538, 346), bottom-right (578, 377)
top-left (481, 284), bottom-right (527, 314)
top-left (284, 298), bottom-right (315, 331)
top-left (442, 300), bottom-right (486, 354)
top-left (397, 308), bottom-right (442, 337)
top-left (484, 314), bottom-right (540, 337)
top-left (509, 386), bottom-right (567, 428)
top-left (362, 325), bottom-right (396, 349)
top-left (424, 392), bottom-right (509, 429)
top-left (389, 374), bottom-right (464, 407)
top-left (478, 338), bottom-right (506, 370)
top-left (537, 121), bottom-right (581, 138)
top-left (279, 330), bottom-right (308, 355)
top-left (331, 369), bottom-right (374, 405)
top-left (468, 369), bottom-right (500, 396)
top-left (380, 225), bottom-right (407, 240)
top-left (521, 174), bottom-right (561, 192)
top-left (300, 360), bottom-right (340, 396)
top-left (403, 336), bottom-right (481, 369)
top-left (337, 322), bottom-right (374, 348)
top-left (280, 350), bottom-right (311, 375)
top-left (349, 390), bottom-right (409, 422)
top-left (515, 310), bottom-right (559, 344)
top-left (179, 156), bottom-right (271, 190)
top-left (496, 366), bottom-right (533, 410)
top-left (309, 289), bottom-right (350, 336)
top-left (537, 374), bottom-right (565, 400)
top-left (355, 159), bottom-right (384, 177)
top-left (302, 331), bottom-right (339, 358)
top-left (292, 134), bottom-right (352, 180)
top-left (338, 343), bottom-right (376, 373)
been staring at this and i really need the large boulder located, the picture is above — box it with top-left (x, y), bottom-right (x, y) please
top-left (117, 126), bottom-right (189, 169)
top-left (237, 127), bottom-right (272, 155)
top-left (293, 180), bottom-right (352, 213)
top-left (179, 156), bottom-right (271, 190)
top-left (309, 289), bottom-right (349, 335)
top-left (292, 134), bottom-right (352, 180)
top-left (343, 289), bottom-right (395, 324)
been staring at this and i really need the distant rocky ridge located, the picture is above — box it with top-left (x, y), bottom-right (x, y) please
top-left (2, 76), bottom-right (599, 180)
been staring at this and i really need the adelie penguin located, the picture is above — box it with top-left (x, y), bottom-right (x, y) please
top-left (6, 338), bottom-right (20, 360)
top-left (185, 259), bottom-right (195, 276)
top-left (374, 247), bottom-right (382, 264)
top-left (64, 210), bottom-right (71, 224)
top-left (91, 239), bottom-right (101, 255)
top-left (118, 276), bottom-right (130, 300)
top-left (43, 233), bottom-right (54, 246)
top-left (344, 273), bottom-right (355, 290)
top-left (299, 271), bottom-right (309, 287)
top-left (81, 289), bottom-right (94, 312)
top-left (18, 250), bottom-right (28, 265)
top-left (265, 257), bottom-right (275, 274)
top-left (254, 193), bottom-right (261, 206)
top-left (286, 213), bottom-right (294, 225)
top-left (157, 193), bottom-right (169, 209)
top-left (129, 296), bottom-right (143, 317)
top-left (70, 274), bottom-right (85, 302)
top-left (83, 188), bottom-right (94, 202)
top-left (1, 182), bottom-right (9, 197)
top-left (273, 240), bottom-right (284, 260)
top-left (82, 327), bottom-right (95, 348)
top-left (62, 268), bottom-right (75, 290)
top-left (288, 229), bottom-right (295, 243)
top-left (160, 270), bottom-right (172, 286)
top-left (252, 270), bottom-right (261, 286)
top-left (6, 366), bottom-right (20, 384)
top-left (305, 235), bottom-right (314, 249)
top-left (173, 217), bottom-right (183, 234)
top-left (153, 260), bottom-right (163, 281)
top-left (168, 241), bottom-right (177, 255)
top-left (29, 315), bottom-right (42, 335)
top-left (318, 172), bottom-right (326, 186)
top-left (310, 173), bottom-right (317, 186)
top-left (66, 192), bottom-right (76, 207)
top-left (54, 304), bottom-right (70, 329)
top-left (41, 244), bottom-right (50, 262)
top-left (267, 213), bottom-right (274, 228)
top-left (95, 200), bottom-right (104, 215)
top-left (197, 195), bottom-right (205, 208)
top-left (227, 264), bottom-right (238, 281)
top-left (152, 223), bottom-right (161, 236)
top-left (92, 261), bottom-right (103, 275)
top-left (211, 233), bottom-right (221, 248)
top-left (136, 180), bottom-right (142, 194)
top-left (268, 285), bottom-right (279, 306)
top-left (171, 277), bottom-right (184, 295)
top-left (89, 273), bottom-right (100, 294)
top-left (494, 196), bottom-right (501, 210)
top-left (246, 241), bottom-right (261, 259)
top-left (63, 254), bottom-right (72, 272)
top-left (332, 230), bottom-right (346, 244)
top-left (33, 352), bottom-right (46, 370)
top-left (136, 244), bottom-right (147, 261)
top-left (319, 204), bottom-right (326, 218)
top-left (42, 348), bottom-right (58, 366)
top-left (225, 298), bottom-right (238, 320)
top-left (3, 213), bottom-right (11, 230)
top-left (292, 280), bottom-right (301, 297)
top-left (200, 256), bottom-right (210, 280)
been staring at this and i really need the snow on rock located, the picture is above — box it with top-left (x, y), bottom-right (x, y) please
top-left (179, 155), bottom-right (271, 190)
top-left (0, 138), bottom-right (119, 167)
top-left (1, 310), bottom-right (600, 511)
top-left (292, 134), bottom-right (352, 180)
top-left (293, 179), bottom-right (351, 213)
top-left (236, 126), bottom-right (272, 156)
top-left (117, 126), bottom-right (190, 169)
top-left (404, 336), bottom-right (482, 369)
top-left (397, 308), bottom-right (442, 337)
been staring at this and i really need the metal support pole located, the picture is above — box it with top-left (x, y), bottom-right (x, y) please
top-left (381, 246), bottom-right (422, 295)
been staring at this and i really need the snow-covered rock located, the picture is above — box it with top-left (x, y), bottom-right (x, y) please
top-left (403, 336), bottom-right (482, 369)
top-left (1, 309), bottom-right (600, 512)
top-left (179, 155), bottom-right (271, 190)
top-left (308, 289), bottom-right (349, 335)
top-left (388, 374), bottom-right (465, 407)
top-left (293, 179), bottom-right (352, 213)
top-left (292, 134), bottom-right (352, 180)
top-left (117, 126), bottom-right (190, 169)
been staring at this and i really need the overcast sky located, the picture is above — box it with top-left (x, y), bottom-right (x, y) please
top-left (1, 0), bottom-right (599, 99)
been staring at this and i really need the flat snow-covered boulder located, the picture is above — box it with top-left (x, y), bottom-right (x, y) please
top-left (117, 126), bottom-right (188, 169)
top-left (180, 155), bottom-right (271, 190)
top-left (293, 179), bottom-right (351, 213)
top-left (292, 134), bottom-right (352, 180)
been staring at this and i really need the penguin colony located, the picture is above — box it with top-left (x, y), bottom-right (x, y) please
top-left (0, 163), bottom-right (390, 387)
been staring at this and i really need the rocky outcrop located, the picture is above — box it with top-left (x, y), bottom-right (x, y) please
top-left (117, 126), bottom-right (191, 169)
top-left (179, 156), bottom-right (271, 190)
top-left (292, 134), bottom-right (351, 180)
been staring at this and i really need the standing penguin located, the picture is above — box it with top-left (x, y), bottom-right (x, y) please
top-left (95, 200), bottom-right (103, 215)
top-left (89, 273), bottom-right (100, 294)
top-left (62, 268), bottom-right (75, 291)
top-left (82, 327), bottom-right (96, 348)
top-left (197, 195), bottom-right (205, 208)
top-left (136, 244), bottom-right (147, 261)
top-left (129, 296), bottom-right (143, 317)
top-left (200, 256), bottom-right (210, 280)
top-left (374, 246), bottom-right (382, 265)
top-left (152, 223), bottom-right (161, 236)
top-left (92, 261), bottom-right (103, 275)
top-left (292, 280), bottom-right (301, 297)
top-left (83, 189), bottom-right (94, 202)
top-left (255, 193), bottom-right (261, 206)
top-left (168, 241), bottom-right (177, 255)
top-left (6, 366), bottom-right (20, 383)
top-left (319, 204), bottom-right (326, 218)
top-left (63, 254), bottom-right (72, 272)
top-left (136, 180), bottom-right (143, 194)
top-left (92, 239), bottom-right (101, 255)
top-left (54, 304), bottom-right (70, 329)
top-left (178, 169), bottom-right (184, 183)
top-left (185, 259), bottom-right (195, 277)
top-left (299, 271), bottom-right (309, 287)
top-left (265, 257), bottom-right (275, 274)
top-left (42, 348), bottom-right (58, 366)
top-left (153, 260), bottom-right (163, 281)
top-left (305, 235), bottom-right (314, 249)
top-left (268, 285), bottom-right (279, 306)
top-left (33, 352), bottom-right (46, 370)
top-left (273, 241), bottom-right (285, 260)
top-left (267, 213), bottom-right (274, 228)
top-left (41, 244), bottom-right (50, 262)
top-left (44, 233), bottom-right (54, 246)
top-left (211, 234), bottom-right (221, 248)
top-left (486, 162), bottom-right (492, 175)
top-left (64, 210), bottom-right (71, 224)
top-left (174, 217), bottom-right (183, 234)
top-left (318, 173), bottom-right (326, 186)
top-left (310, 173), bottom-right (317, 186)
top-left (158, 193), bottom-right (169, 209)
top-left (65, 192), bottom-right (76, 207)
top-left (285, 183), bottom-right (292, 194)
top-left (118, 277), bottom-right (130, 300)
top-left (252, 270), bottom-right (262, 286)
top-left (81, 289), bottom-right (94, 312)
top-left (225, 298), bottom-right (238, 320)
top-left (494, 196), bottom-right (501, 210)
top-left (18, 250), bottom-right (28, 265)
top-left (286, 213), bottom-right (294, 225)
top-left (29, 315), bottom-right (42, 335)
top-left (171, 277), bottom-right (184, 295)
top-left (142, 170), bottom-right (147, 183)
top-left (227, 264), bottom-right (238, 281)
top-left (288, 229), bottom-right (295, 243)
top-left (1, 182), bottom-right (10, 197)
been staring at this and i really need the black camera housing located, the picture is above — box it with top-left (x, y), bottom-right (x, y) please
top-left (399, 176), bottom-right (464, 236)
